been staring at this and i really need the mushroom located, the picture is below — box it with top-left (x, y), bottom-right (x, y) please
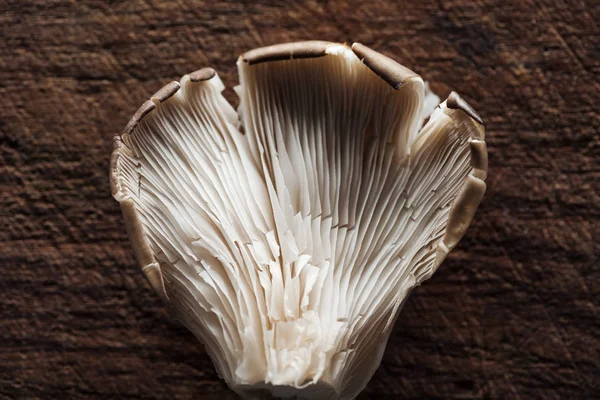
top-left (111, 41), bottom-right (487, 400)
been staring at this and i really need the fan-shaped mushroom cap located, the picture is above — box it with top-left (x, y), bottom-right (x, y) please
top-left (111, 41), bottom-right (487, 400)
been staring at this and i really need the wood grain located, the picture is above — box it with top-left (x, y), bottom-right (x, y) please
top-left (1, 0), bottom-right (598, 399)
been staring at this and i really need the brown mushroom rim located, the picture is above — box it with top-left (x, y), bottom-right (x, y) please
top-left (120, 68), bottom-right (217, 138)
top-left (240, 40), bottom-right (334, 65)
top-left (351, 43), bottom-right (420, 90)
top-left (469, 140), bottom-right (488, 180)
top-left (122, 100), bottom-right (155, 136)
top-left (109, 136), bottom-right (124, 197)
top-left (151, 81), bottom-right (181, 103)
top-left (432, 176), bottom-right (486, 269)
top-left (446, 91), bottom-right (484, 125)
top-left (428, 91), bottom-right (487, 272)
top-left (190, 67), bottom-right (217, 82)
top-left (240, 41), bottom-right (422, 91)
top-left (143, 263), bottom-right (169, 302)
top-left (113, 187), bottom-right (169, 301)
top-left (120, 199), bottom-right (155, 267)
top-left (121, 199), bottom-right (169, 301)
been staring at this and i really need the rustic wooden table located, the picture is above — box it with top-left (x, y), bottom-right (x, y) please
top-left (2, 1), bottom-right (598, 399)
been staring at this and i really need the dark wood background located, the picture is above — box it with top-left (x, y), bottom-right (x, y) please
top-left (2, 0), bottom-right (599, 399)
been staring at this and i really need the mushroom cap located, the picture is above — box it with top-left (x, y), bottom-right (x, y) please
top-left (111, 41), bottom-right (487, 400)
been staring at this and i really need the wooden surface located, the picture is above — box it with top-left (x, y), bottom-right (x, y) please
top-left (2, 0), bottom-right (599, 399)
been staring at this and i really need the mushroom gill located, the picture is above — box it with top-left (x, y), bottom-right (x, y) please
top-left (111, 41), bottom-right (487, 400)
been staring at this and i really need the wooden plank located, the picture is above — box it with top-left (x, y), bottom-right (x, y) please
top-left (1, 0), bottom-right (598, 398)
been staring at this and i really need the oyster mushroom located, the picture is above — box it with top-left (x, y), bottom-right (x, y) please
top-left (111, 41), bottom-right (487, 399)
